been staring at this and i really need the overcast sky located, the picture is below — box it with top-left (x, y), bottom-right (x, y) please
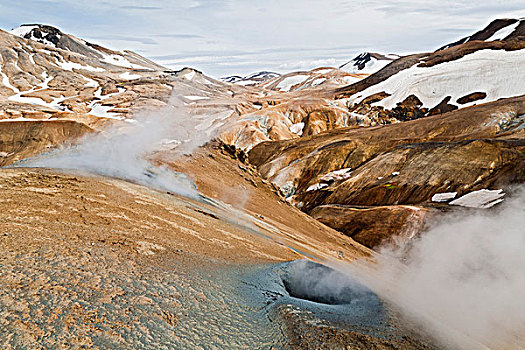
top-left (1, 1), bottom-right (524, 77)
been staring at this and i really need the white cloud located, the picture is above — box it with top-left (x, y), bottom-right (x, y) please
top-left (1, 0), bottom-right (524, 77)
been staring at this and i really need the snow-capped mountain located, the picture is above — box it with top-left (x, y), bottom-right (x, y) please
top-left (336, 18), bottom-right (525, 120)
top-left (9, 24), bottom-right (166, 71)
top-left (347, 49), bottom-right (525, 110)
top-left (221, 71), bottom-right (280, 86)
top-left (0, 23), bottom-right (252, 137)
top-left (339, 52), bottom-right (400, 74)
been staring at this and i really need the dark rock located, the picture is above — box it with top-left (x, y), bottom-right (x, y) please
top-left (456, 92), bottom-right (487, 104)
top-left (389, 94), bottom-right (428, 121)
top-left (427, 96), bottom-right (458, 116)
top-left (361, 91), bottom-right (390, 105)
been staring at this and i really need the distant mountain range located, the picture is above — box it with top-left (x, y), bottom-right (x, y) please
top-left (221, 71), bottom-right (280, 85)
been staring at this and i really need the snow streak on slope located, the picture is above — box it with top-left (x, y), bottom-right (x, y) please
top-left (350, 49), bottom-right (525, 109)
top-left (275, 75), bottom-right (309, 92)
top-left (55, 60), bottom-right (105, 72)
top-left (486, 20), bottom-right (522, 41)
top-left (9, 25), bottom-right (38, 37)
top-left (7, 72), bottom-right (70, 110)
top-left (102, 53), bottom-right (150, 70)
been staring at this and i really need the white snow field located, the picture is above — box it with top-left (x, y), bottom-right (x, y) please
top-left (349, 49), bottom-right (525, 109)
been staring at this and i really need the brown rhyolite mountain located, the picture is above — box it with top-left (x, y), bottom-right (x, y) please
top-left (0, 19), bottom-right (524, 348)
top-left (2, 20), bottom-right (524, 251)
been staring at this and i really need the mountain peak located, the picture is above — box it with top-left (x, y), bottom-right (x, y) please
top-left (220, 71), bottom-right (280, 86)
top-left (10, 24), bottom-right (64, 47)
top-left (7, 24), bottom-right (166, 71)
top-left (339, 52), bottom-right (399, 74)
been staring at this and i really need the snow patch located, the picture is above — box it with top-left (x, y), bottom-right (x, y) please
top-left (276, 75), bottom-right (309, 92)
top-left (82, 76), bottom-right (99, 88)
top-left (102, 54), bottom-right (148, 70)
top-left (235, 80), bottom-right (258, 86)
top-left (486, 21), bottom-right (521, 41)
top-left (449, 189), bottom-right (505, 208)
top-left (341, 55), bottom-right (394, 74)
top-left (290, 122), bottom-right (305, 136)
top-left (0, 117), bottom-right (57, 122)
top-left (351, 49), bottom-right (525, 110)
top-left (88, 87), bottom-right (126, 119)
top-left (183, 71), bottom-right (196, 81)
top-left (313, 68), bottom-right (334, 74)
top-left (9, 25), bottom-right (38, 37)
top-left (88, 105), bottom-right (123, 120)
top-left (184, 95), bottom-right (210, 101)
top-left (56, 59), bottom-right (105, 72)
top-left (119, 72), bottom-right (141, 80)
top-left (306, 183), bottom-right (328, 192)
top-left (320, 168), bottom-right (353, 182)
top-left (311, 78), bottom-right (326, 87)
top-left (432, 192), bottom-right (457, 202)
top-left (8, 94), bottom-right (66, 109)
top-left (0, 66), bottom-right (19, 93)
top-left (342, 75), bottom-right (361, 85)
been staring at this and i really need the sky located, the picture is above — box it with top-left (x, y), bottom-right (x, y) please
top-left (1, 0), bottom-right (524, 77)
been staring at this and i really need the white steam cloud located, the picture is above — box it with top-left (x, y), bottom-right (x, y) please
top-left (16, 94), bottom-right (222, 199)
top-left (342, 189), bottom-right (525, 349)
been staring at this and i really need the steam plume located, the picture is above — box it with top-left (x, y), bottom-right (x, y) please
top-left (15, 94), bottom-right (222, 198)
top-left (342, 189), bottom-right (525, 349)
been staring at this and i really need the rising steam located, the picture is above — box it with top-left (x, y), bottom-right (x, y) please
top-left (16, 94), bottom-right (222, 198)
top-left (343, 189), bottom-right (525, 349)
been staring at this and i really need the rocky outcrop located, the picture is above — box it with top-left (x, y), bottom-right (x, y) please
top-left (310, 205), bottom-right (432, 249)
top-left (0, 120), bottom-right (93, 166)
top-left (302, 139), bottom-right (524, 208)
top-left (219, 97), bottom-right (354, 150)
top-left (387, 94), bottom-right (428, 121)
top-left (427, 96), bottom-right (458, 116)
top-left (247, 96), bottom-right (525, 252)
top-left (250, 96), bottom-right (525, 175)
top-left (249, 96), bottom-right (525, 218)
top-left (456, 92), bottom-right (487, 104)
